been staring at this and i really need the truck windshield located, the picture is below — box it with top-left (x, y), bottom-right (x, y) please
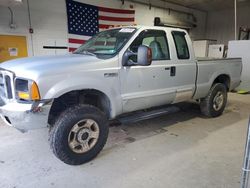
top-left (74, 28), bottom-right (137, 59)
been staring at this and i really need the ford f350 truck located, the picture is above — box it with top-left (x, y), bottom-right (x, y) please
top-left (0, 26), bottom-right (242, 165)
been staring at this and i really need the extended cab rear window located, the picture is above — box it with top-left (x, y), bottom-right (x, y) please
top-left (172, 31), bottom-right (190, 60)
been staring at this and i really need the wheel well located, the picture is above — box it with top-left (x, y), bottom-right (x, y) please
top-left (48, 89), bottom-right (111, 126)
top-left (213, 75), bottom-right (230, 91)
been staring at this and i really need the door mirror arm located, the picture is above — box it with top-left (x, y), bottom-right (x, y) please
top-left (122, 50), bottom-right (136, 66)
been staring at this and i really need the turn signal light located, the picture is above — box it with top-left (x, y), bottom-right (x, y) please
top-left (31, 82), bottom-right (41, 100)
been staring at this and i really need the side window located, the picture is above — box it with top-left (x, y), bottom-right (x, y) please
top-left (172, 31), bottom-right (190, 59)
top-left (142, 37), bottom-right (154, 46)
top-left (129, 30), bottom-right (170, 61)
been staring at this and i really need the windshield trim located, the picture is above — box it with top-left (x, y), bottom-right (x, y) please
top-left (73, 27), bottom-right (138, 59)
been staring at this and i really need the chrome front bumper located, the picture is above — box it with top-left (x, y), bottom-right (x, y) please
top-left (0, 100), bottom-right (53, 132)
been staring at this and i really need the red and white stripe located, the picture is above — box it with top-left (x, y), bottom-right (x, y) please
top-left (68, 34), bottom-right (91, 52)
top-left (98, 7), bottom-right (135, 31)
top-left (68, 6), bottom-right (135, 52)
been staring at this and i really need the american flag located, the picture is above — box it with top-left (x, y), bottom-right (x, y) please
top-left (66, 0), bottom-right (135, 52)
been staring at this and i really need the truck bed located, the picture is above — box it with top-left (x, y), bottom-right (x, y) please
top-left (193, 57), bottom-right (242, 99)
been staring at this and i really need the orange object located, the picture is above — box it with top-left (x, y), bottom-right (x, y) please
top-left (31, 82), bottom-right (41, 100)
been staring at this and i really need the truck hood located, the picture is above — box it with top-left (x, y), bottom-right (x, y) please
top-left (0, 54), bottom-right (103, 79)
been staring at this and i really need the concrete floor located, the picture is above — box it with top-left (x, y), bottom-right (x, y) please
top-left (0, 93), bottom-right (249, 188)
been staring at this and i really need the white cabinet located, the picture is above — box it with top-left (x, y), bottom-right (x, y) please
top-left (228, 40), bottom-right (250, 92)
top-left (193, 40), bottom-right (216, 58)
top-left (208, 44), bottom-right (225, 58)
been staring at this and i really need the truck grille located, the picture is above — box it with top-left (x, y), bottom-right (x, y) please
top-left (0, 74), bottom-right (4, 106)
top-left (5, 75), bottom-right (13, 99)
top-left (0, 70), bottom-right (14, 106)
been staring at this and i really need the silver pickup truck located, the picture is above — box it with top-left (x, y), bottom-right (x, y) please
top-left (0, 26), bottom-right (242, 165)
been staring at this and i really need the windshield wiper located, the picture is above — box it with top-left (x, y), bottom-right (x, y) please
top-left (75, 50), bottom-right (96, 57)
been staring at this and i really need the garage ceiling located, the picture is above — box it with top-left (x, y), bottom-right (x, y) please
top-left (1, 0), bottom-right (249, 11)
top-left (0, 0), bottom-right (23, 7)
top-left (163, 0), bottom-right (250, 11)
top-left (135, 0), bottom-right (250, 11)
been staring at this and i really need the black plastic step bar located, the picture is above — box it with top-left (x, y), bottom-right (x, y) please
top-left (118, 105), bottom-right (180, 124)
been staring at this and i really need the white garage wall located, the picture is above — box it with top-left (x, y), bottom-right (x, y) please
top-left (206, 4), bottom-right (250, 45)
top-left (0, 2), bottom-right (33, 55)
top-left (0, 0), bottom-right (206, 56)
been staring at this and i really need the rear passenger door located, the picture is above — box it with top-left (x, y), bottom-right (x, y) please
top-left (170, 31), bottom-right (197, 103)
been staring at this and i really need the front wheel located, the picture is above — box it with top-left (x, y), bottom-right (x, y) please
top-left (200, 83), bottom-right (228, 117)
top-left (49, 105), bottom-right (109, 165)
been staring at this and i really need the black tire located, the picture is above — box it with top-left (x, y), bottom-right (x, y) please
top-left (200, 83), bottom-right (227, 117)
top-left (49, 104), bottom-right (109, 165)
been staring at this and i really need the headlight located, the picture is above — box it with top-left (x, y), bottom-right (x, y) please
top-left (15, 78), bottom-right (41, 101)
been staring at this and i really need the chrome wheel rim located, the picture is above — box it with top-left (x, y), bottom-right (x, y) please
top-left (68, 119), bottom-right (100, 154)
top-left (213, 91), bottom-right (224, 111)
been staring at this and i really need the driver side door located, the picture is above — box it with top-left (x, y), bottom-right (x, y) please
top-left (119, 29), bottom-right (176, 113)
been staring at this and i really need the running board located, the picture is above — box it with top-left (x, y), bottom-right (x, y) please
top-left (118, 106), bottom-right (180, 124)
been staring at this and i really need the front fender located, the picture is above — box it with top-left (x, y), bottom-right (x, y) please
top-left (42, 76), bottom-right (122, 118)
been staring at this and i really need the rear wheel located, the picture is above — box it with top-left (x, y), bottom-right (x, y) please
top-left (200, 83), bottom-right (227, 117)
top-left (49, 104), bottom-right (109, 165)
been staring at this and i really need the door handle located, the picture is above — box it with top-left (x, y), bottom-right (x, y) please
top-left (170, 66), bottom-right (176, 76)
top-left (165, 66), bottom-right (176, 76)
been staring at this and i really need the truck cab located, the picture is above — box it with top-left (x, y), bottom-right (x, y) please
top-left (119, 26), bottom-right (196, 113)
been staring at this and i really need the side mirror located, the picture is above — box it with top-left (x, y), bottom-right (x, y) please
top-left (122, 45), bottom-right (152, 66)
top-left (137, 45), bottom-right (152, 66)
